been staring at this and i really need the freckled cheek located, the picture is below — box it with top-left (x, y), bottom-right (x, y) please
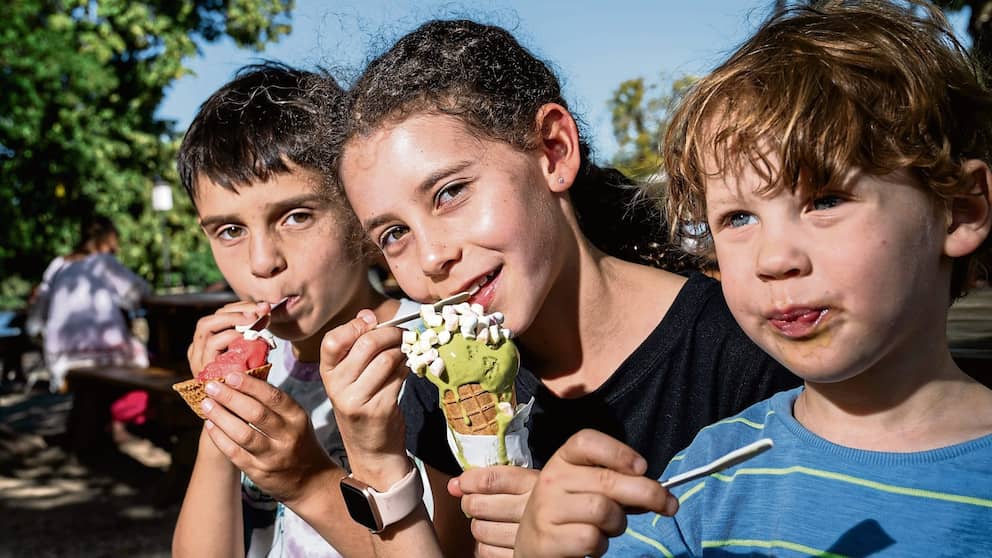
top-left (210, 249), bottom-right (249, 293)
top-left (468, 201), bottom-right (507, 240)
top-left (387, 259), bottom-right (431, 299)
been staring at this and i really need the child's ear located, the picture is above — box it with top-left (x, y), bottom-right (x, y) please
top-left (945, 159), bottom-right (992, 258)
top-left (535, 103), bottom-right (581, 193)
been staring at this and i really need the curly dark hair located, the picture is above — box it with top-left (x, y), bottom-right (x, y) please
top-left (328, 19), bottom-right (695, 272)
top-left (664, 0), bottom-right (992, 298)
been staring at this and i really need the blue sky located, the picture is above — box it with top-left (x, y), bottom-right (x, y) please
top-left (157, 1), bottom-right (970, 163)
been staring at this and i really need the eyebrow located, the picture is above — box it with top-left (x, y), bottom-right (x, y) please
top-left (361, 160), bottom-right (474, 233)
top-left (199, 193), bottom-right (329, 230)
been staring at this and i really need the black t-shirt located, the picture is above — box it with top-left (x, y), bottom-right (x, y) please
top-left (400, 273), bottom-right (800, 479)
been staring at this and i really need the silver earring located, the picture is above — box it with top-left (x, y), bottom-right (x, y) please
top-left (557, 176), bottom-right (565, 185)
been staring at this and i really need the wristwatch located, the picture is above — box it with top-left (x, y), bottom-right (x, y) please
top-left (340, 462), bottom-right (424, 533)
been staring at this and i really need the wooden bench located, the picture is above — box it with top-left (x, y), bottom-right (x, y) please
top-left (63, 365), bottom-right (202, 503)
top-left (64, 365), bottom-right (198, 448)
top-left (66, 365), bottom-right (188, 394)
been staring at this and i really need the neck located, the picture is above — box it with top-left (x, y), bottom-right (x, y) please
top-left (292, 287), bottom-right (398, 362)
top-left (517, 235), bottom-right (683, 398)
top-left (795, 342), bottom-right (992, 451)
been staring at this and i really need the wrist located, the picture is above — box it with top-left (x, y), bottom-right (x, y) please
top-left (341, 457), bottom-right (424, 533)
top-left (198, 427), bottom-right (235, 465)
top-left (349, 453), bottom-right (415, 492)
top-left (284, 456), bottom-right (343, 509)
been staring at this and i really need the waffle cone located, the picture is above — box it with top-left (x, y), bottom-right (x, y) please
top-left (172, 363), bottom-right (272, 419)
top-left (442, 382), bottom-right (516, 435)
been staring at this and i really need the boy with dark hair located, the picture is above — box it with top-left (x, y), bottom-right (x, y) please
top-left (516, 2), bottom-right (992, 556)
top-left (171, 61), bottom-right (429, 558)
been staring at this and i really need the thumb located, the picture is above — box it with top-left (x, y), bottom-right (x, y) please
top-left (447, 476), bottom-right (465, 498)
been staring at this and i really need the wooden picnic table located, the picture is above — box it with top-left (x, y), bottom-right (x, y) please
top-left (62, 289), bottom-right (239, 502)
top-left (142, 290), bottom-right (240, 374)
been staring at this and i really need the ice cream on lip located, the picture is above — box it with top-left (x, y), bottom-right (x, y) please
top-left (402, 302), bottom-right (527, 467)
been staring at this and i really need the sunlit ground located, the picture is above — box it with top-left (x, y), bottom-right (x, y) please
top-left (0, 371), bottom-right (179, 558)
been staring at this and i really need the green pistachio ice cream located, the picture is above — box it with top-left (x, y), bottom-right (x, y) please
top-left (402, 303), bottom-right (521, 466)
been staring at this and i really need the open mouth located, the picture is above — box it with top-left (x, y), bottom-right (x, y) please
top-left (266, 295), bottom-right (295, 322)
top-left (467, 267), bottom-right (501, 307)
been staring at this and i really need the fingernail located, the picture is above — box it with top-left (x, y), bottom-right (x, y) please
top-left (200, 398), bottom-right (214, 413)
top-left (204, 420), bottom-right (214, 430)
top-left (204, 382), bottom-right (221, 396)
top-left (225, 372), bottom-right (243, 387)
top-left (358, 310), bottom-right (377, 326)
top-left (632, 456), bottom-right (647, 474)
top-left (664, 494), bottom-right (679, 516)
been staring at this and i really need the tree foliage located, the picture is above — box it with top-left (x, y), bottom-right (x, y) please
top-left (608, 75), bottom-right (696, 179)
top-left (608, 1), bottom-right (992, 180)
top-left (0, 0), bottom-right (292, 308)
top-left (934, 1), bottom-right (992, 76)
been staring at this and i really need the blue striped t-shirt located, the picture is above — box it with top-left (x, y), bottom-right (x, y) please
top-left (612, 387), bottom-right (992, 557)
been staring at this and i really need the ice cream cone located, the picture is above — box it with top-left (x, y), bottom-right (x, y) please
top-left (172, 363), bottom-right (272, 419)
top-left (442, 382), bottom-right (516, 435)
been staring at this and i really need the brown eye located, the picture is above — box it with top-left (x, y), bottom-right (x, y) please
top-left (217, 225), bottom-right (245, 240)
top-left (379, 225), bottom-right (409, 248)
top-left (284, 211), bottom-right (313, 226)
top-left (434, 181), bottom-right (467, 207)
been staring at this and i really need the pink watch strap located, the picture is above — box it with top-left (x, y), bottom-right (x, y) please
top-left (368, 463), bottom-right (425, 528)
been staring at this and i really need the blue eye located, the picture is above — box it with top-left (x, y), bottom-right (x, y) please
top-left (726, 212), bottom-right (758, 228)
top-left (811, 195), bottom-right (844, 211)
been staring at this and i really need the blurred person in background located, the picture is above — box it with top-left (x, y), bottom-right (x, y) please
top-left (27, 214), bottom-right (151, 392)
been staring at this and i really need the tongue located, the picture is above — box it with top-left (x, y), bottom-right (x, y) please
top-left (793, 310), bottom-right (821, 324)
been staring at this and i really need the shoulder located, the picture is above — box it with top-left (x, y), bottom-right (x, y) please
top-left (638, 272), bottom-right (754, 355)
top-left (88, 252), bottom-right (127, 272)
top-left (664, 388), bottom-right (797, 476)
top-left (671, 274), bottom-right (783, 365)
top-left (41, 256), bottom-right (71, 283)
top-left (671, 272), bottom-right (734, 322)
top-left (43, 256), bottom-right (67, 275)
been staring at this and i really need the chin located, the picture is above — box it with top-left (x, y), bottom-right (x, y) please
top-left (780, 356), bottom-right (866, 385)
top-left (268, 321), bottom-right (309, 343)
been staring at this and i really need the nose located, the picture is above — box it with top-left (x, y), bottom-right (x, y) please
top-left (417, 224), bottom-right (460, 279)
top-left (755, 224), bottom-right (811, 281)
top-left (249, 229), bottom-right (287, 279)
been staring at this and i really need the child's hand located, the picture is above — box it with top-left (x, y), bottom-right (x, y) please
top-left (514, 429), bottom-right (678, 558)
top-left (199, 371), bottom-right (335, 504)
top-left (447, 465), bottom-right (539, 557)
top-left (187, 300), bottom-right (270, 375)
top-left (320, 310), bottom-right (411, 486)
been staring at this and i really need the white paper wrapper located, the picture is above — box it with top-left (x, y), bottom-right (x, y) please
top-left (445, 396), bottom-right (535, 469)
